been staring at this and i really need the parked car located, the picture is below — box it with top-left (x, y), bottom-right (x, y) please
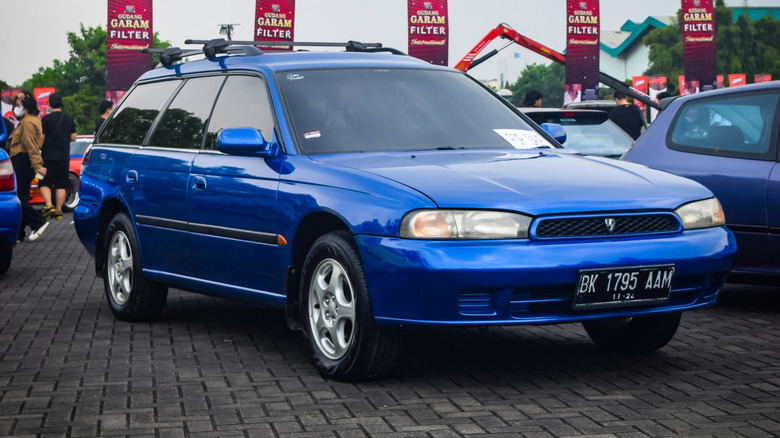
top-left (29, 134), bottom-right (91, 211)
top-left (74, 39), bottom-right (736, 381)
top-left (521, 108), bottom-right (634, 158)
top-left (0, 121), bottom-right (22, 275)
top-left (622, 80), bottom-right (779, 284)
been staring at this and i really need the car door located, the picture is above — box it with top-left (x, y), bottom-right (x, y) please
top-left (768, 148), bottom-right (780, 276)
top-left (125, 76), bottom-right (225, 277)
top-left (187, 74), bottom-right (285, 296)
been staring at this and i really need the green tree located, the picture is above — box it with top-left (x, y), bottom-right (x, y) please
top-left (506, 62), bottom-right (565, 107)
top-left (645, 0), bottom-right (780, 89)
top-left (19, 25), bottom-right (170, 134)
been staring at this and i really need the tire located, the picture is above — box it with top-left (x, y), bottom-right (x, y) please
top-left (103, 213), bottom-right (168, 321)
top-left (0, 240), bottom-right (12, 275)
top-left (583, 312), bottom-right (682, 354)
top-left (299, 231), bottom-right (399, 381)
top-left (62, 172), bottom-right (80, 212)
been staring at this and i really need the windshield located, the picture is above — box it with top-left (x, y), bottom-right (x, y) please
top-left (278, 68), bottom-right (548, 155)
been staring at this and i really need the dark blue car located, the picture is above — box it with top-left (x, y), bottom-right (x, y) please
top-left (622, 81), bottom-right (779, 284)
top-left (74, 39), bottom-right (736, 380)
top-left (0, 119), bottom-right (22, 275)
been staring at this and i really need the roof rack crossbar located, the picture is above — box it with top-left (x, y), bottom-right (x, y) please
top-left (143, 47), bottom-right (203, 67)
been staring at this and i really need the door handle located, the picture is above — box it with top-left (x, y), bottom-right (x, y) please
top-left (192, 176), bottom-right (207, 191)
top-left (126, 170), bottom-right (138, 183)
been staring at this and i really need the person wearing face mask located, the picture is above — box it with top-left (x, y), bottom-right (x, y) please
top-left (6, 91), bottom-right (49, 242)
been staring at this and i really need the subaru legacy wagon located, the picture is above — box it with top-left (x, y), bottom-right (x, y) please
top-left (74, 39), bottom-right (736, 381)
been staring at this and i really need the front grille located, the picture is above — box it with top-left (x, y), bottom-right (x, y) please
top-left (534, 213), bottom-right (680, 239)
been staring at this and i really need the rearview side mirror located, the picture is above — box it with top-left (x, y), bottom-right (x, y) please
top-left (217, 128), bottom-right (279, 157)
top-left (541, 123), bottom-right (567, 145)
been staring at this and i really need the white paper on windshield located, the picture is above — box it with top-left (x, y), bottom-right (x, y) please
top-left (494, 129), bottom-right (549, 149)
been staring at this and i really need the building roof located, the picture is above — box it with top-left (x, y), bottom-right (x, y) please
top-left (600, 16), bottom-right (674, 58)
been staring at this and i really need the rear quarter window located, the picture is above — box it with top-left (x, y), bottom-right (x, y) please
top-left (100, 80), bottom-right (182, 146)
top-left (668, 91), bottom-right (779, 160)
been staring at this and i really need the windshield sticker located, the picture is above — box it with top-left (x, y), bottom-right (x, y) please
top-left (286, 73), bottom-right (304, 81)
top-left (494, 129), bottom-right (549, 149)
top-left (304, 131), bottom-right (321, 140)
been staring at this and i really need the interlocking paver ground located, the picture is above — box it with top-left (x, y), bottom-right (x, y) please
top-left (2, 214), bottom-right (779, 437)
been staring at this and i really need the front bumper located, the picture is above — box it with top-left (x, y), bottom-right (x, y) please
top-left (357, 227), bottom-right (736, 326)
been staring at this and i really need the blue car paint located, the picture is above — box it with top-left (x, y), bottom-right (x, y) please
top-left (74, 50), bottom-right (737, 326)
top-left (0, 148), bottom-right (22, 250)
top-left (622, 81), bottom-right (780, 279)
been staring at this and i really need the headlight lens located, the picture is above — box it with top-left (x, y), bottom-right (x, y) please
top-left (399, 210), bottom-right (532, 239)
top-left (675, 198), bottom-right (726, 230)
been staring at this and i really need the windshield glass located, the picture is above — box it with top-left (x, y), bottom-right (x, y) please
top-left (278, 68), bottom-right (548, 155)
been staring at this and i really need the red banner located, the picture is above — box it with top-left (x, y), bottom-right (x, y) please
top-left (728, 74), bottom-right (746, 87)
top-left (254, 1), bottom-right (295, 50)
top-left (754, 74), bottom-right (772, 83)
top-left (632, 76), bottom-right (648, 111)
top-left (106, 1), bottom-right (153, 102)
top-left (679, 75), bottom-right (699, 95)
top-left (565, 0), bottom-right (600, 103)
top-left (682, 0), bottom-right (716, 92)
top-left (34, 87), bottom-right (56, 116)
top-left (407, 0), bottom-right (449, 66)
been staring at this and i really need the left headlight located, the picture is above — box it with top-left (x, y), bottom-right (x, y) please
top-left (675, 197), bottom-right (726, 230)
top-left (399, 210), bottom-right (532, 239)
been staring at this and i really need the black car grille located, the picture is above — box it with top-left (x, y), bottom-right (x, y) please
top-left (534, 213), bottom-right (681, 239)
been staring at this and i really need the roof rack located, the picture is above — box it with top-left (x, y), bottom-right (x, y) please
top-left (145, 38), bottom-right (406, 67)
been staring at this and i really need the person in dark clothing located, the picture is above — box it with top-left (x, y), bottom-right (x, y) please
top-left (608, 91), bottom-right (644, 140)
top-left (520, 90), bottom-right (543, 107)
top-left (94, 99), bottom-right (113, 134)
top-left (40, 93), bottom-right (77, 219)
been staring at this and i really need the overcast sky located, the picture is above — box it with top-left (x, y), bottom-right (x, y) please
top-left (0, 0), bottom-right (775, 87)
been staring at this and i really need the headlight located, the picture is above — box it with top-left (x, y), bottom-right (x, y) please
top-left (675, 198), bottom-right (726, 230)
top-left (399, 210), bottom-right (532, 239)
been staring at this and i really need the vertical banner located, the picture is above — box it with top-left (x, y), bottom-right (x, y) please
top-left (565, 0), bottom-right (600, 103)
top-left (254, 1), bottom-right (295, 50)
top-left (106, 1), bottom-right (153, 102)
top-left (728, 74), bottom-right (746, 87)
top-left (682, 0), bottom-right (716, 92)
top-left (407, 0), bottom-right (449, 66)
top-left (648, 76), bottom-right (667, 121)
top-left (632, 76), bottom-right (648, 113)
top-left (754, 74), bottom-right (772, 83)
top-left (34, 87), bottom-right (56, 116)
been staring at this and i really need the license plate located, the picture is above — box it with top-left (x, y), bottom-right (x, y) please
top-left (573, 264), bottom-right (674, 309)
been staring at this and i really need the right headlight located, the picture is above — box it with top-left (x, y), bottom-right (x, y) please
top-left (399, 209), bottom-right (532, 240)
top-left (675, 197), bottom-right (726, 230)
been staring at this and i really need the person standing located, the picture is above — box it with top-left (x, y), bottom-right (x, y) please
top-left (608, 91), bottom-right (645, 140)
top-left (7, 91), bottom-right (48, 242)
top-left (94, 99), bottom-right (113, 134)
top-left (40, 93), bottom-right (77, 219)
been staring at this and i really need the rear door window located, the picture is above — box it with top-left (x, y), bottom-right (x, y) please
top-left (100, 80), bottom-right (181, 145)
top-left (668, 92), bottom-right (779, 160)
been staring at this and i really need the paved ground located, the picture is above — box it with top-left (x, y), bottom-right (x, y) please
top-left (1, 214), bottom-right (779, 437)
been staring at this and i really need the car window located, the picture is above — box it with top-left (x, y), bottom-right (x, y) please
top-left (148, 76), bottom-right (226, 150)
top-left (69, 139), bottom-right (92, 155)
top-left (205, 75), bottom-right (276, 150)
top-left (100, 80), bottom-right (182, 145)
top-left (278, 68), bottom-right (543, 155)
top-left (669, 92), bottom-right (779, 160)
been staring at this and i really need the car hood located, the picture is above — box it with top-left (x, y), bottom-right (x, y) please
top-left (314, 150), bottom-right (713, 215)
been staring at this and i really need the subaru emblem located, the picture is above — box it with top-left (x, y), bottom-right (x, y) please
top-left (605, 218), bottom-right (617, 233)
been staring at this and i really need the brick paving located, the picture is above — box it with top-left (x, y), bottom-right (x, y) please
top-left (1, 214), bottom-right (779, 437)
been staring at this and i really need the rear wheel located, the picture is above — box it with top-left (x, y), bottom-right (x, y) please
top-left (0, 240), bottom-right (12, 275)
top-left (62, 172), bottom-right (80, 212)
top-left (583, 312), bottom-right (681, 353)
top-left (103, 213), bottom-right (167, 321)
top-left (300, 231), bottom-right (399, 381)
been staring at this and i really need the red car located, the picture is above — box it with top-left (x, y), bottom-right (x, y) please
top-left (30, 135), bottom-right (91, 212)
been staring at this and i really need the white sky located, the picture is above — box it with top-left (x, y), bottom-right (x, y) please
top-left (0, 0), bottom-right (776, 87)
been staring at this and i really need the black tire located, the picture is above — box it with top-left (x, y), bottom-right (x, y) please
top-left (299, 231), bottom-right (400, 381)
top-left (583, 312), bottom-right (682, 354)
top-left (102, 213), bottom-right (167, 321)
top-left (0, 239), bottom-right (12, 275)
top-left (62, 172), bottom-right (80, 212)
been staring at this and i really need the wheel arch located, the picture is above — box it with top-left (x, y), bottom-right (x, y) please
top-left (285, 211), bottom-right (351, 331)
top-left (94, 198), bottom-right (131, 278)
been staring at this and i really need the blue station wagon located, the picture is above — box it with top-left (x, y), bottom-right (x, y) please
top-left (74, 39), bottom-right (737, 381)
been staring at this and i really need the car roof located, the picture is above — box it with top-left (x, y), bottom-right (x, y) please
top-left (673, 79), bottom-right (780, 102)
top-left (138, 49), bottom-right (449, 82)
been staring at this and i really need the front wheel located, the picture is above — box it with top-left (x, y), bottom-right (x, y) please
top-left (583, 312), bottom-right (682, 354)
top-left (62, 172), bottom-right (80, 212)
top-left (299, 231), bottom-right (399, 381)
top-left (103, 213), bottom-right (168, 321)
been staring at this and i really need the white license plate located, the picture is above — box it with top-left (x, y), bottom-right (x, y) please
top-left (574, 265), bottom-right (675, 309)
